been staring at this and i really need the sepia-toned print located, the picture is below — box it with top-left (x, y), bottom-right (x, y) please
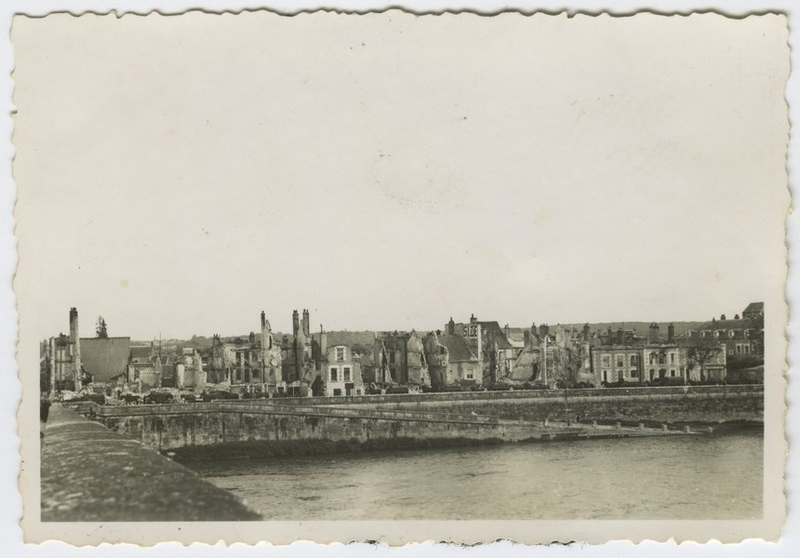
top-left (13, 9), bottom-right (788, 545)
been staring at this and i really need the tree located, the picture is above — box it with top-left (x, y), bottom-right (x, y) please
top-left (95, 316), bottom-right (108, 338)
top-left (311, 375), bottom-right (325, 397)
top-left (687, 340), bottom-right (721, 383)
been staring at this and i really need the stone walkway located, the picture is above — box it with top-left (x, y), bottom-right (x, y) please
top-left (41, 404), bottom-right (261, 521)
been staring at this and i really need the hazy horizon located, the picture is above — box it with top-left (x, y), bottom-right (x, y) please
top-left (56, 311), bottom-right (722, 343)
top-left (13, 12), bottom-right (787, 341)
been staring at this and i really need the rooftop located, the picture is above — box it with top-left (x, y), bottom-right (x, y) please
top-left (437, 334), bottom-right (477, 362)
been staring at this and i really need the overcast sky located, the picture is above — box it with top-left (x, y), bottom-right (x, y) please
top-left (12, 11), bottom-right (789, 340)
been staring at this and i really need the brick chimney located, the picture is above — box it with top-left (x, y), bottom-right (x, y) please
top-left (69, 307), bottom-right (81, 389)
top-left (649, 322), bottom-right (660, 343)
top-left (292, 310), bottom-right (300, 337)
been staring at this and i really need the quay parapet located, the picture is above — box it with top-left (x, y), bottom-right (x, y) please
top-left (41, 404), bottom-right (261, 521)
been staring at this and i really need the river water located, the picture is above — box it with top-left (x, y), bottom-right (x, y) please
top-left (184, 427), bottom-right (762, 520)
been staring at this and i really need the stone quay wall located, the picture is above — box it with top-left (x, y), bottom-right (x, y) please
top-left (84, 385), bottom-right (762, 452)
top-left (93, 402), bottom-right (524, 451)
top-left (331, 385), bottom-right (764, 424)
top-left (41, 404), bottom-right (261, 521)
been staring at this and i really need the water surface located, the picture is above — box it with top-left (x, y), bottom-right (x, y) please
top-left (185, 428), bottom-right (762, 520)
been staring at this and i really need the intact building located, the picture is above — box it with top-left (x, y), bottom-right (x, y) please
top-left (322, 344), bottom-right (365, 396)
top-left (590, 321), bottom-right (727, 384)
top-left (686, 302), bottom-right (765, 358)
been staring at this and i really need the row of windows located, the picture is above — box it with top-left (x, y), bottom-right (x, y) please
top-left (329, 366), bottom-right (352, 382)
top-left (689, 330), bottom-right (753, 339)
top-left (602, 368), bottom-right (682, 381)
top-left (450, 366), bottom-right (476, 380)
top-left (331, 387), bottom-right (363, 396)
top-left (601, 354), bottom-right (637, 367)
top-left (647, 352), bottom-right (676, 365)
top-left (600, 352), bottom-right (678, 368)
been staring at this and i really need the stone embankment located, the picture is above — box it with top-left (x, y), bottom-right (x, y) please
top-left (72, 390), bottom-right (728, 457)
top-left (40, 404), bottom-right (261, 521)
top-left (300, 385), bottom-right (765, 424)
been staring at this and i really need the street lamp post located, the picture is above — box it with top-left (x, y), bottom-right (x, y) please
top-left (543, 335), bottom-right (548, 388)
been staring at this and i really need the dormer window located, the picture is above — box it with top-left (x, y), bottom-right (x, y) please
top-left (336, 346), bottom-right (346, 361)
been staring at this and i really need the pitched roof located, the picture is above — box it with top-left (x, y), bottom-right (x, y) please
top-left (130, 345), bottom-right (152, 359)
top-left (693, 318), bottom-right (760, 332)
top-left (80, 337), bottom-right (131, 383)
top-left (743, 302), bottom-right (764, 314)
top-left (321, 331), bottom-right (377, 351)
top-left (478, 321), bottom-right (514, 350)
top-left (437, 335), bottom-right (477, 362)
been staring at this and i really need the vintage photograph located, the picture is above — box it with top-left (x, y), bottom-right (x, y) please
top-left (12, 9), bottom-right (789, 545)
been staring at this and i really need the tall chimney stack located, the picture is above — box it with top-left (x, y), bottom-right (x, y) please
top-left (292, 309), bottom-right (300, 337)
top-left (69, 307), bottom-right (81, 390)
top-left (649, 322), bottom-right (660, 344)
top-left (261, 310), bottom-right (266, 329)
top-left (302, 309), bottom-right (310, 337)
top-left (583, 323), bottom-right (590, 342)
top-left (668, 323), bottom-right (675, 343)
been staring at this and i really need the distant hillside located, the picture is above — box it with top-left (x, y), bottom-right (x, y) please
top-left (137, 322), bottom-right (705, 354)
top-left (557, 322), bottom-right (703, 338)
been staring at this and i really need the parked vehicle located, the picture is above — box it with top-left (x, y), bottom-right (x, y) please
top-left (67, 392), bottom-right (106, 405)
top-left (649, 376), bottom-right (686, 387)
top-left (488, 382), bottom-right (513, 391)
top-left (441, 384), bottom-right (470, 392)
top-left (201, 390), bottom-right (240, 402)
top-left (143, 391), bottom-right (174, 405)
top-left (121, 393), bottom-right (142, 405)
